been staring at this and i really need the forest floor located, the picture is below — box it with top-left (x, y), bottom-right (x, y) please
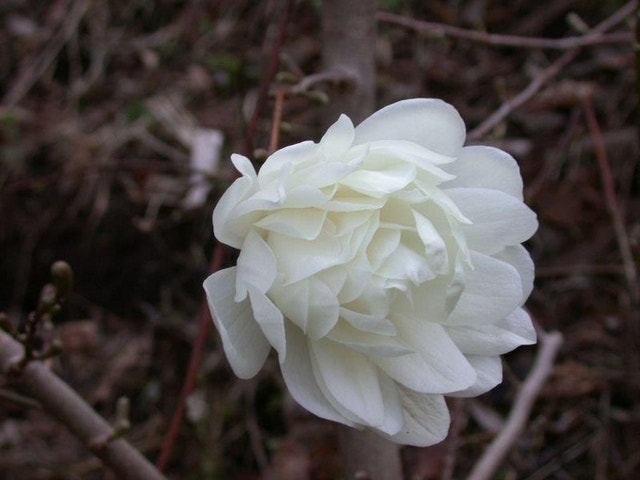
top-left (1, 0), bottom-right (639, 479)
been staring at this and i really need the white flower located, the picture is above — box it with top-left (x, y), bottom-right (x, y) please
top-left (204, 99), bottom-right (538, 446)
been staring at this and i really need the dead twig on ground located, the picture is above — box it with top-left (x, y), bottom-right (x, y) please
top-left (466, 331), bottom-right (564, 480)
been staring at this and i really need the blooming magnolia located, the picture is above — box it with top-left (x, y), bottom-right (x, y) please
top-left (204, 99), bottom-right (537, 446)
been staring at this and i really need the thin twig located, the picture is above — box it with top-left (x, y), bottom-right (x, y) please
top-left (155, 0), bottom-right (295, 470)
top-left (0, 330), bottom-right (167, 480)
top-left (269, 89), bottom-right (286, 154)
top-left (154, 244), bottom-right (223, 471)
top-left (245, 0), bottom-right (295, 155)
top-left (582, 97), bottom-right (639, 306)
top-left (468, 0), bottom-right (637, 140)
top-left (378, 12), bottom-right (632, 50)
top-left (2, 0), bottom-right (91, 107)
top-left (467, 331), bottom-right (563, 480)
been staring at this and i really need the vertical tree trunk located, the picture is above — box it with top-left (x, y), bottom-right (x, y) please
top-left (322, 1), bottom-right (404, 479)
top-left (322, 0), bottom-right (377, 125)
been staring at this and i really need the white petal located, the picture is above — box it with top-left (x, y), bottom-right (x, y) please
top-left (327, 321), bottom-right (414, 357)
top-left (248, 287), bottom-right (286, 360)
top-left (235, 230), bottom-right (278, 301)
top-left (443, 146), bottom-right (524, 200)
top-left (446, 187), bottom-right (538, 255)
top-left (280, 323), bottom-right (355, 425)
top-left (388, 389), bottom-right (450, 447)
top-left (311, 339), bottom-right (385, 426)
top-left (377, 242), bottom-right (435, 285)
top-left (320, 114), bottom-right (355, 157)
top-left (268, 277), bottom-right (340, 340)
top-left (258, 141), bottom-right (318, 186)
top-left (354, 99), bottom-right (466, 157)
top-left (231, 153), bottom-right (258, 179)
top-left (494, 245), bottom-right (535, 300)
top-left (325, 190), bottom-right (387, 212)
top-left (445, 307), bottom-right (536, 355)
top-left (203, 268), bottom-right (270, 379)
top-left (212, 155), bottom-right (258, 248)
top-left (340, 161), bottom-right (416, 197)
top-left (412, 209), bottom-right (449, 274)
top-left (369, 139), bottom-right (457, 166)
top-left (449, 355), bottom-right (503, 397)
top-left (367, 228), bottom-right (402, 272)
top-left (374, 320), bottom-right (476, 393)
top-left (377, 372), bottom-right (405, 435)
top-left (447, 252), bottom-right (524, 326)
top-left (340, 281), bottom-right (394, 335)
top-left (255, 208), bottom-right (327, 240)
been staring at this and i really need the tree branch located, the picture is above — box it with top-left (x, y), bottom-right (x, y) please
top-left (466, 331), bottom-right (563, 480)
top-left (0, 330), bottom-right (167, 480)
top-left (378, 12), bottom-right (632, 50)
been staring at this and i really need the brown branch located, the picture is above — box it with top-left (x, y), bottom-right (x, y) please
top-left (244, 0), bottom-right (295, 155)
top-left (582, 97), bottom-right (639, 306)
top-left (155, 243), bottom-right (224, 470)
top-left (156, 0), bottom-right (296, 470)
top-left (269, 89), bottom-right (286, 154)
top-left (0, 330), bottom-right (167, 480)
top-left (378, 11), bottom-right (632, 50)
top-left (466, 331), bottom-right (564, 480)
top-left (468, 0), bottom-right (637, 140)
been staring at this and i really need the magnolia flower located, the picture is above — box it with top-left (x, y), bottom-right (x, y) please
top-left (204, 99), bottom-right (537, 446)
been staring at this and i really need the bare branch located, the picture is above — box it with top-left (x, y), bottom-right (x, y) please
top-left (467, 0), bottom-right (637, 140)
top-left (378, 12), bottom-right (632, 50)
top-left (0, 330), bottom-right (167, 480)
top-left (466, 331), bottom-right (564, 480)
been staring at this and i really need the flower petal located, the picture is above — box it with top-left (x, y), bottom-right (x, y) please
top-left (235, 230), bottom-right (278, 301)
top-left (212, 155), bottom-right (258, 248)
top-left (377, 372), bottom-right (405, 435)
top-left (320, 114), bottom-right (355, 158)
top-left (203, 268), bottom-right (270, 379)
top-left (258, 141), bottom-right (318, 186)
top-left (446, 187), bottom-right (538, 255)
top-left (374, 320), bottom-right (476, 393)
top-left (340, 161), bottom-right (416, 197)
top-left (445, 307), bottom-right (536, 355)
top-left (388, 388), bottom-right (450, 446)
top-left (447, 252), bottom-right (524, 326)
top-left (268, 277), bottom-right (340, 340)
top-left (311, 339), bottom-right (385, 427)
top-left (494, 245), bottom-right (535, 300)
top-left (327, 321), bottom-right (413, 357)
top-left (248, 287), bottom-right (286, 360)
top-left (449, 355), bottom-right (503, 397)
top-left (280, 323), bottom-right (355, 425)
top-left (443, 146), bottom-right (524, 200)
top-left (354, 98), bottom-right (466, 157)
top-left (255, 208), bottom-right (327, 240)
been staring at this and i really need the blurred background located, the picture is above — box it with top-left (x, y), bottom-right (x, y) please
top-left (0, 0), bottom-right (638, 478)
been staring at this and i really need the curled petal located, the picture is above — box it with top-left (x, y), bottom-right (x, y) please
top-left (446, 187), bottom-right (538, 255)
top-left (443, 146), bottom-right (524, 200)
top-left (449, 355), bottom-right (503, 397)
top-left (354, 99), bottom-right (466, 157)
top-left (203, 268), bottom-right (270, 379)
top-left (446, 307), bottom-right (536, 356)
top-left (280, 323), bottom-right (356, 426)
top-left (388, 388), bottom-right (450, 446)
top-left (311, 339), bottom-right (386, 427)
top-left (447, 252), bottom-right (524, 326)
